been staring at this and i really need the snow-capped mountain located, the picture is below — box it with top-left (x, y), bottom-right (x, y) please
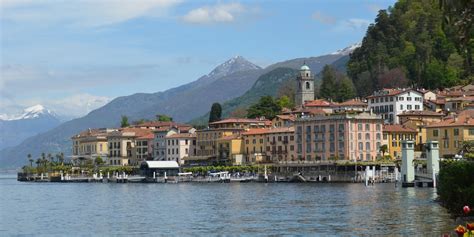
top-left (208, 56), bottom-right (261, 78)
top-left (0, 104), bottom-right (58, 121)
top-left (331, 43), bottom-right (362, 56)
top-left (0, 105), bottom-right (61, 150)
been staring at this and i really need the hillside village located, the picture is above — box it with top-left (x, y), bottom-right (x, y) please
top-left (70, 64), bottom-right (474, 168)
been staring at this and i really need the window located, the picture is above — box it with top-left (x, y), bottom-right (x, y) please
top-left (390, 97), bottom-right (394, 102)
top-left (306, 143), bottom-right (311, 153)
top-left (366, 142), bottom-right (371, 151)
top-left (365, 133), bottom-right (370, 140)
top-left (305, 82), bottom-right (310, 90)
top-left (385, 97), bottom-right (388, 102)
top-left (415, 105), bottom-right (420, 110)
top-left (330, 142), bottom-right (335, 152)
top-left (454, 129), bottom-right (459, 136)
top-left (376, 124), bottom-right (381, 131)
top-left (399, 97), bottom-right (404, 101)
top-left (400, 104), bottom-right (404, 110)
top-left (389, 105), bottom-right (393, 112)
top-left (358, 142), bottom-right (363, 150)
top-left (358, 124), bottom-right (362, 131)
top-left (433, 129), bottom-right (439, 137)
top-left (376, 133), bottom-right (381, 140)
top-left (469, 128), bottom-right (474, 136)
top-left (407, 97), bottom-right (412, 101)
top-left (365, 124), bottom-right (370, 131)
top-left (407, 105), bottom-right (412, 110)
top-left (383, 133), bottom-right (388, 140)
top-left (358, 133), bottom-right (362, 140)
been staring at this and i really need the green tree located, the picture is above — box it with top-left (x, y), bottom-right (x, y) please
top-left (156, 114), bottom-right (173, 122)
top-left (247, 96), bottom-right (281, 120)
top-left (121, 115), bottom-right (129, 128)
top-left (276, 95), bottom-right (294, 109)
top-left (379, 144), bottom-right (388, 157)
top-left (27, 154), bottom-right (33, 167)
top-left (95, 156), bottom-right (105, 166)
top-left (336, 77), bottom-right (356, 102)
top-left (319, 65), bottom-right (336, 100)
top-left (209, 103), bottom-right (222, 123)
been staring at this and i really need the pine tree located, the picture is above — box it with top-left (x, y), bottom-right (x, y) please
top-left (209, 103), bottom-right (222, 123)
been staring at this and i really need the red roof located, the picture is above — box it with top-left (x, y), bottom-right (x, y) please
top-left (335, 98), bottom-right (367, 107)
top-left (366, 88), bottom-right (421, 99)
top-left (166, 133), bottom-right (196, 139)
top-left (426, 110), bottom-right (474, 128)
top-left (398, 110), bottom-right (444, 117)
top-left (209, 118), bottom-right (271, 125)
top-left (304, 99), bottom-right (333, 107)
top-left (383, 125), bottom-right (417, 133)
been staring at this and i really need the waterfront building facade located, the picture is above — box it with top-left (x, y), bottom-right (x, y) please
top-left (209, 118), bottom-right (272, 129)
top-left (165, 133), bottom-right (196, 165)
top-left (153, 127), bottom-right (178, 160)
top-left (216, 134), bottom-right (244, 165)
top-left (194, 128), bottom-right (244, 164)
top-left (295, 64), bottom-right (315, 106)
top-left (294, 112), bottom-right (383, 161)
top-left (242, 129), bottom-right (268, 163)
top-left (264, 127), bottom-right (296, 162)
top-left (331, 98), bottom-right (368, 113)
top-left (382, 124), bottom-right (418, 159)
top-left (130, 131), bottom-right (154, 166)
top-left (426, 110), bottom-right (474, 157)
top-left (367, 88), bottom-right (423, 124)
top-left (71, 128), bottom-right (115, 165)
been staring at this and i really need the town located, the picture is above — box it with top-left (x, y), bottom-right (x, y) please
top-left (22, 64), bottom-right (467, 183)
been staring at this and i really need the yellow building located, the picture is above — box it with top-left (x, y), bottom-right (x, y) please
top-left (426, 110), bottom-right (474, 157)
top-left (382, 125), bottom-right (418, 159)
top-left (195, 128), bottom-right (244, 163)
top-left (216, 134), bottom-right (244, 165)
top-left (71, 128), bottom-right (115, 165)
top-left (398, 110), bottom-right (444, 145)
top-left (242, 129), bottom-right (268, 163)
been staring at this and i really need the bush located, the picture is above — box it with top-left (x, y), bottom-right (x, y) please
top-left (437, 161), bottom-right (474, 216)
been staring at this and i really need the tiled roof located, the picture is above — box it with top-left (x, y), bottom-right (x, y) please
top-left (209, 118), bottom-right (271, 125)
top-left (242, 127), bottom-right (294, 135)
top-left (166, 133), bottom-right (196, 139)
top-left (383, 124), bottom-right (417, 133)
top-left (119, 128), bottom-right (154, 139)
top-left (366, 88), bottom-right (421, 99)
top-left (275, 114), bottom-right (296, 121)
top-left (304, 99), bottom-right (333, 107)
top-left (426, 99), bottom-right (446, 105)
top-left (426, 110), bottom-right (474, 128)
top-left (72, 128), bottom-right (114, 139)
top-left (220, 134), bottom-right (241, 141)
top-left (335, 98), bottom-right (367, 107)
top-left (398, 110), bottom-right (444, 117)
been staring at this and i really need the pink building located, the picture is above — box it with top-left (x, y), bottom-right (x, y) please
top-left (294, 112), bottom-right (383, 161)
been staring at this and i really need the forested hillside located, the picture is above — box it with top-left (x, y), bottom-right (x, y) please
top-left (348, 0), bottom-right (473, 96)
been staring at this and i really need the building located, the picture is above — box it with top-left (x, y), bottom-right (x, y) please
top-left (194, 128), bottom-right (244, 164)
top-left (264, 127), bottom-right (296, 162)
top-left (295, 64), bottom-right (314, 106)
top-left (382, 124), bottom-right (418, 159)
top-left (425, 110), bottom-right (474, 157)
top-left (295, 112), bottom-right (383, 161)
top-left (130, 131), bottom-right (154, 166)
top-left (303, 99), bottom-right (334, 113)
top-left (154, 127), bottom-right (179, 160)
top-left (398, 110), bottom-right (444, 146)
top-left (140, 161), bottom-right (180, 177)
top-left (331, 98), bottom-right (368, 113)
top-left (209, 118), bottom-right (272, 129)
top-left (71, 128), bottom-right (115, 165)
top-left (445, 96), bottom-right (474, 112)
top-left (367, 88), bottom-right (424, 124)
top-left (272, 114), bottom-right (296, 128)
top-left (418, 89), bottom-right (437, 101)
top-left (216, 134), bottom-right (244, 165)
top-left (242, 129), bottom-right (268, 164)
top-left (107, 129), bottom-right (136, 166)
top-left (165, 133), bottom-right (196, 165)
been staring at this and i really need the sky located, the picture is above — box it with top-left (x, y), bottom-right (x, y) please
top-left (0, 0), bottom-right (396, 119)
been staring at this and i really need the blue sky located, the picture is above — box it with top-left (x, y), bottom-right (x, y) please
top-left (0, 0), bottom-right (396, 118)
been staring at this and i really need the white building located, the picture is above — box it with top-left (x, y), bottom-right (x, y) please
top-left (153, 127), bottom-right (178, 160)
top-left (165, 133), bottom-right (196, 165)
top-left (367, 89), bottom-right (423, 124)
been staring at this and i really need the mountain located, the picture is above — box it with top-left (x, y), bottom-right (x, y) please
top-left (0, 105), bottom-right (61, 150)
top-left (330, 43), bottom-right (361, 56)
top-left (0, 48), bottom-right (353, 168)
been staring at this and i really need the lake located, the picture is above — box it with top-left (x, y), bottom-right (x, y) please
top-left (0, 174), bottom-right (454, 236)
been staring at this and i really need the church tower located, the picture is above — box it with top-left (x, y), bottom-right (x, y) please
top-left (295, 63), bottom-right (314, 106)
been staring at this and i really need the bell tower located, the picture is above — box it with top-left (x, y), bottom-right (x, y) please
top-left (295, 63), bottom-right (314, 106)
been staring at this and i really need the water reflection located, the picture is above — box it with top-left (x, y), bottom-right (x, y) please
top-left (0, 177), bottom-right (453, 236)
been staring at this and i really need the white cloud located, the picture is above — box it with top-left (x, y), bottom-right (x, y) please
top-left (344, 18), bottom-right (372, 30)
top-left (311, 11), bottom-right (336, 25)
top-left (1, 0), bottom-right (182, 27)
top-left (46, 93), bottom-right (112, 118)
top-left (182, 3), bottom-right (248, 24)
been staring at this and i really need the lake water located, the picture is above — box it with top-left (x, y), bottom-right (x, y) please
top-left (0, 174), bottom-right (454, 236)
